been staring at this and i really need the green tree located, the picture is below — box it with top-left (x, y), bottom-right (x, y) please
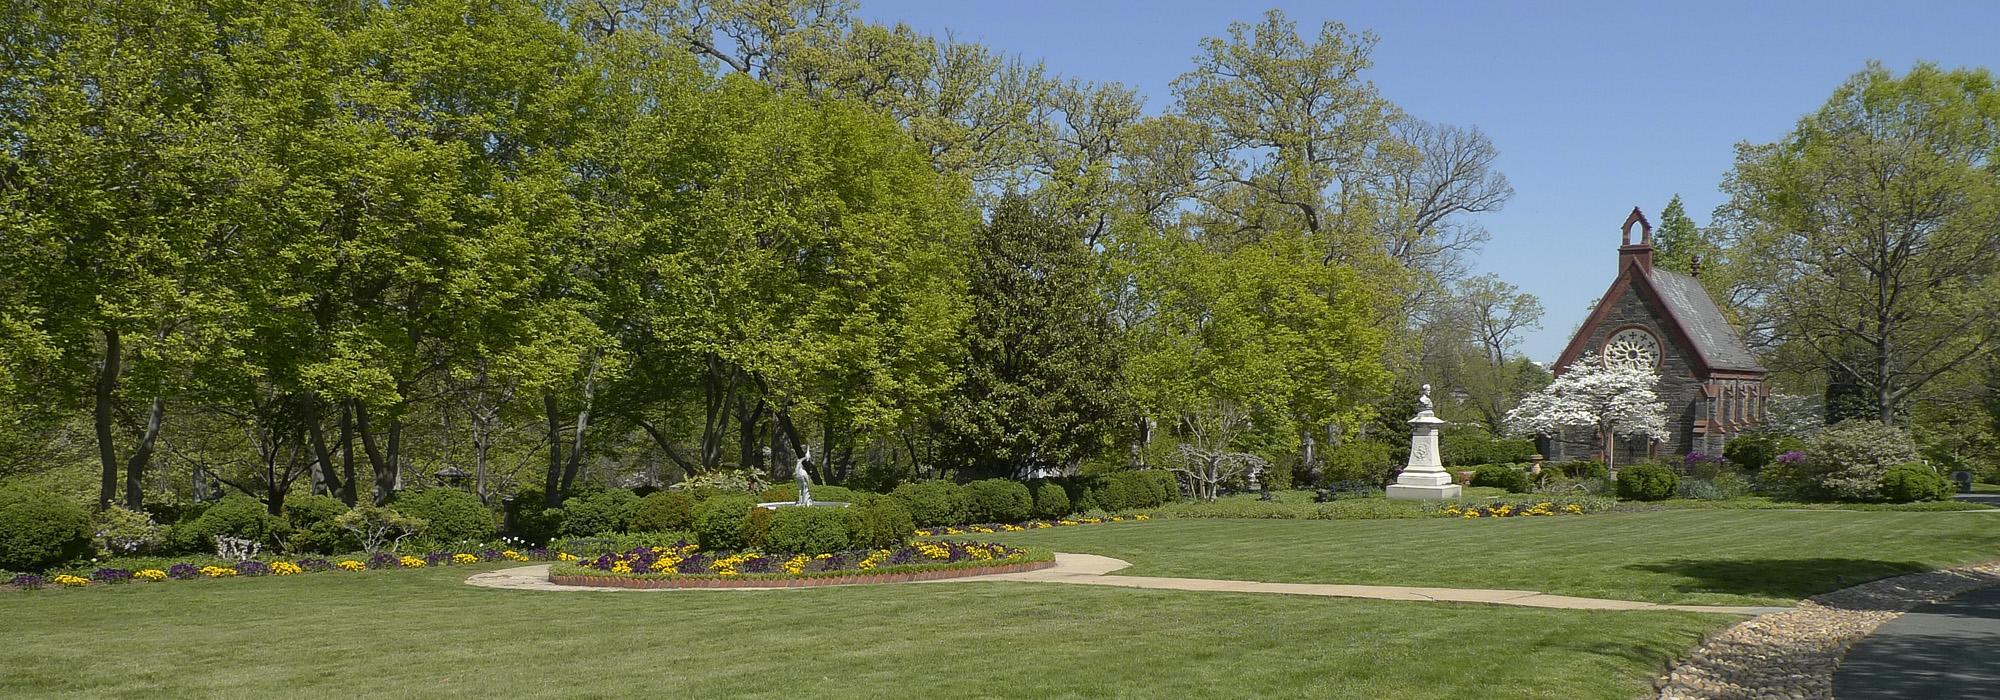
top-left (934, 197), bottom-right (1123, 479)
top-left (1719, 62), bottom-right (2000, 424)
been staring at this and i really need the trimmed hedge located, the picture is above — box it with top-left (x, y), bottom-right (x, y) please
top-left (965, 479), bottom-right (1033, 523)
top-left (396, 489), bottom-right (496, 543)
top-left (0, 483), bottom-right (94, 571)
top-left (890, 481), bottom-right (970, 527)
top-left (282, 495), bottom-right (354, 554)
top-left (1322, 441), bottom-right (1394, 485)
top-left (852, 498), bottom-right (915, 550)
top-left (628, 491), bottom-right (697, 533)
top-left (759, 484), bottom-right (862, 505)
top-left (559, 489), bottom-right (638, 537)
top-left (764, 507), bottom-right (861, 554)
top-left (191, 495), bottom-right (289, 549)
top-left (1031, 481), bottom-right (1072, 519)
top-left (1469, 465), bottom-right (1533, 493)
top-left (1880, 463), bottom-right (1953, 503)
top-left (692, 495), bottom-right (760, 551)
top-left (1615, 464), bottom-right (1679, 501)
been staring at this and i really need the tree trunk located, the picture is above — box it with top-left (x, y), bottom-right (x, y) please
top-left (338, 402), bottom-right (357, 506)
top-left (304, 395), bottom-right (342, 499)
top-left (543, 393), bottom-right (564, 508)
top-left (353, 400), bottom-right (394, 505)
top-left (122, 397), bottom-right (165, 510)
top-left (94, 328), bottom-right (123, 510)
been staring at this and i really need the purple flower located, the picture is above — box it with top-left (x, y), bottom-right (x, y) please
top-left (167, 563), bottom-right (199, 580)
top-left (367, 552), bottom-right (398, 570)
top-left (739, 555), bottom-right (777, 574)
top-left (477, 549), bottom-right (502, 562)
top-left (526, 547), bottom-right (554, 561)
top-left (1777, 450), bottom-right (1808, 465)
top-left (91, 568), bottom-right (133, 584)
top-left (9, 573), bottom-right (45, 589)
top-left (675, 553), bottom-right (711, 574)
top-left (297, 558), bottom-right (332, 572)
top-left (235, 561), bottom-right (270, 576)
top-left (1684, 452), bottom-right (1726, 466)
top-left (424, 551), bottom-right (452, 567)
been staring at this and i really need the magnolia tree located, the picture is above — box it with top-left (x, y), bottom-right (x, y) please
top-left (1504, 352), bottom-right (1669, 469)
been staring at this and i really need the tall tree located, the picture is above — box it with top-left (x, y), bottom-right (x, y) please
top-left (1718, 62), bottom-right (2000, 424)
top-left (933, 197), bottom-right (1123, 479)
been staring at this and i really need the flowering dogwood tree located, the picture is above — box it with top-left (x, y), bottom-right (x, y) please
top-left (1504, 352), bottom-right (1669, 469)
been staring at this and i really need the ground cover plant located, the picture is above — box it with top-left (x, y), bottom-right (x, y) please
top-left (0, 560), bottom-right (1728, 699)
top-left (972, 509), bottom-right (2000, 606)
top-left (553, 539), bottom-right (1045, 582)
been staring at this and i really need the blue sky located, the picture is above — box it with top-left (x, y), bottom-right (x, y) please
top-left (854, 0), bottom-right (2000, 360)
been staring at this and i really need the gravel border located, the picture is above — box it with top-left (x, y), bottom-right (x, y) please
top-left (1656, 561), bottom-right (2000, 699)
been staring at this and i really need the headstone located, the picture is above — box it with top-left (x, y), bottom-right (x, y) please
top-left (1952, 471), bottom-right (1973, 494)
top-left (1387, 384), bottom-right (1463, 501)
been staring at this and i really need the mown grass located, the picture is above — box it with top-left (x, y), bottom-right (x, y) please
top-left (0, 562), bottom-right (1725, 699)
top-left (981, 509), bottom-right (2000, 606)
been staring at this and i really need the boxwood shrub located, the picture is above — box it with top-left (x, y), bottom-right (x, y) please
top-left (852, 498), bottom-right (915, 550)
top-left (764, 507), bottom-right (862, 554)
top-left (1880, 463), bottom-right (1953, 503)
top-left (1031, 481), bottom-right (1072, 519)
top-left (559, 489), bottom-right (638, 537)
top-left (1615, 464), bottom-right (1679, 501)
top-left (628, 490), bottom-right (698, 533)
top-left (191, 495), bottom-right (290, 549)
top-left (890, 481), bottom-right (969, 527)
top-left (692, 495), bottom-right (760, 551)
top-left (395, 489), bottom-right (496, 543)
top-left (965, 479), bottom-right (1032, 523)
top-left (0, 483), bottom-right (94, 571)
top-left (1470, 465), bottom-right (1534, 493)
top-left (759, 484), bottom-right (862, 505)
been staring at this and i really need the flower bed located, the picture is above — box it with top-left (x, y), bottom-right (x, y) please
top-left (4, 546), bottom-right (564, 591)
top-left (547, 539), bottom-right (1052, 589)
top-left (1422, 495), bottom-right (1613, 519)
top-left (912, 513), bottom-right (1148, 537)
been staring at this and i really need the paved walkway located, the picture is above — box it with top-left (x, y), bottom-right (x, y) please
top-left (1833, 584), bottom-right (2000, 698)
top-left (466, 553), bottom-right (1779, 614)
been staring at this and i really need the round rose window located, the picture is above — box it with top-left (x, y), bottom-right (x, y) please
top-left (1603, 328), bottom-right (1661, 370)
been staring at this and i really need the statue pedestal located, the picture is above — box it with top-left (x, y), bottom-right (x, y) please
top-left (1387, 410), bottom-right (1460, 501)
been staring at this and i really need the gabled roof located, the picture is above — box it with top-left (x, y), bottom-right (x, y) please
top-left (1555, 260), bottom-right (1765, 376)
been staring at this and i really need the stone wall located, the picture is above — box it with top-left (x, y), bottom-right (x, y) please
top-left (1551, 283), bottom-right (1705, 461)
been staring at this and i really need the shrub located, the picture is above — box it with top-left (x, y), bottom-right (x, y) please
top-left (692, 495), bottom-right (759, 551)
top-left (93, 505), bottom-right (166, 556)
top-left (1470, 465), bottom-right (1533, 493)
top-left (0, 483), bottom-right (94, 571)
top-left (1880, 463), bottom-right (1953, 503)
top-left (964, 479), bottom-right (1033, 523)
top-left (1710, 471), bottom-right (1754, 499)
top-left (1792, 421), bottom-right (1921, 502)
top-left (1723, 432), bottom-right (1806, 471)
top-left (281, 495), bottom-right (352, 554)
top-left (396, 489), bottom-right (497, 544)
top-left (1675, 479), bottom-right (1728, 500)
top-left (763, 507), bottom-right (861, 554)
top-left (669, 470), bottom-right (766, 500)
top-left (1615, 464), bottom-right (1679, 501)
top-left (334, 506), bottom-right (427, 553)
top-left (192, 495), bottom-right (289, 549)
top-left (1441, 433), bottom-right (1538, 467)
top-left (1322, 441), bottom-right (1394, 485)
top-left (1552, 460), bottom-right (1609, 480)
top-left (852, 498), bottom-right (915, 550)
top-left (759, 484), bottom-right (862, 505)
top-left (504, 487), bottom-right (564, 544)
top-left (629, 491), bottom-right (698, 533)
top-left (890, 481), bottom-right (969, 527)
top-left (1031, 481), bottom-right (1072, 519)
top-left (1144, 470), bottom-right (1181, 503)
top-left (1096, 471), bottom-right (1170, 511)
top-left (558, 489), bottom-right (638, 537)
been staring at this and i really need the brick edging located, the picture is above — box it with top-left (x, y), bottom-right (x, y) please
top-left (547, 558), bottom-right (1056, 589)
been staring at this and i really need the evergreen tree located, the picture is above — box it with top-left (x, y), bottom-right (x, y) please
top-left (935, 197), bottom-right (1122, 479)
top-left (1652, 194), bottom-right (1708, 274)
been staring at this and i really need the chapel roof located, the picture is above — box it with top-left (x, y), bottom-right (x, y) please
top-left (1646, 268), bottom-right (1764, 373)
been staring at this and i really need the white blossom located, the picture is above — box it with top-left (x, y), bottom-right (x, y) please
top-left (1504, 352), bottom-right (1669, 467)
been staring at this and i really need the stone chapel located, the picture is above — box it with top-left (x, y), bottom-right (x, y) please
top-left (1547, 207), bottom-right (1768, 464)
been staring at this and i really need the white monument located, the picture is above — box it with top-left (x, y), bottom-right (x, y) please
top-left (1386, 384), bottom-right (1461, 500)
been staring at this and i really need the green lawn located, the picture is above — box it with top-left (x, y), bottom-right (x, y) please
top-left (979, 509), bottom-right (2000, 606)
top-left (0, 563), bottom-right (1724, 699)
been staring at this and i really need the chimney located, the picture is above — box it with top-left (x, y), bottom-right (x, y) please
top-left (1619, 206), bottom-right (1653, 274)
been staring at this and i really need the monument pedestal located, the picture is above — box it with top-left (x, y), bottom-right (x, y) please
top-left (1387, 388), bottom-right (1460, 501)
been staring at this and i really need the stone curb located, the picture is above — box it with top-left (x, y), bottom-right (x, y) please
top-left (1655, 559), bottom-right (2000, 699)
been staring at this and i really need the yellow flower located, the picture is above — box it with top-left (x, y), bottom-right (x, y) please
top-left (53, 574), bottom-right (89, 587)
top-left (1134, 514), bottom-right (1150, 521)
top-left (1462, 510), bottom-right (1480, 519)
top-left (270, 562), bottom-right (303, 576)
top-left (335, 560), bottom-right (365, 571)
top-left (782, 554), bottom-right (810, 575)
top-left (857, 549), bottom-right (893, 571)
top-left (914, 541), bottom-right (952, 560)
top-left (970, 526), bottom-right (994, 534)
top-left (199, 566), bottom-right (237, 578)
top-left (502, 550), bottom-right (527, 561)
top-left (1001, 524), bottom-right (1025, 532)
top-left (913, 529), bottom-right (933, 537)
top-left (1563, 504), bottom-right (1584, 514)
top-left (452, 553), bottom-right (478, 565)
top-left (1110, 516), bottom-right (1124, 522)
top-left (557, 552), bottom-right (579, 562)
top-left (1033, 522), bottom-right (1053, 529)
top-left (135, 569), bottom-right (167, 582)
top-left (399, 556), bottom-right (425, 568)
top-left (610, 561), bottom-right (633, 574)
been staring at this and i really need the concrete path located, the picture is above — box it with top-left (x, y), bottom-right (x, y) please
top-left (1833, 584), bottom-right (2000, 698)
top-left (467, 553), bottom-right (1780, 614)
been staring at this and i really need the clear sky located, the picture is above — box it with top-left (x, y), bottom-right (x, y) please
top-left (853, 0), bottom-right (2000, 361)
